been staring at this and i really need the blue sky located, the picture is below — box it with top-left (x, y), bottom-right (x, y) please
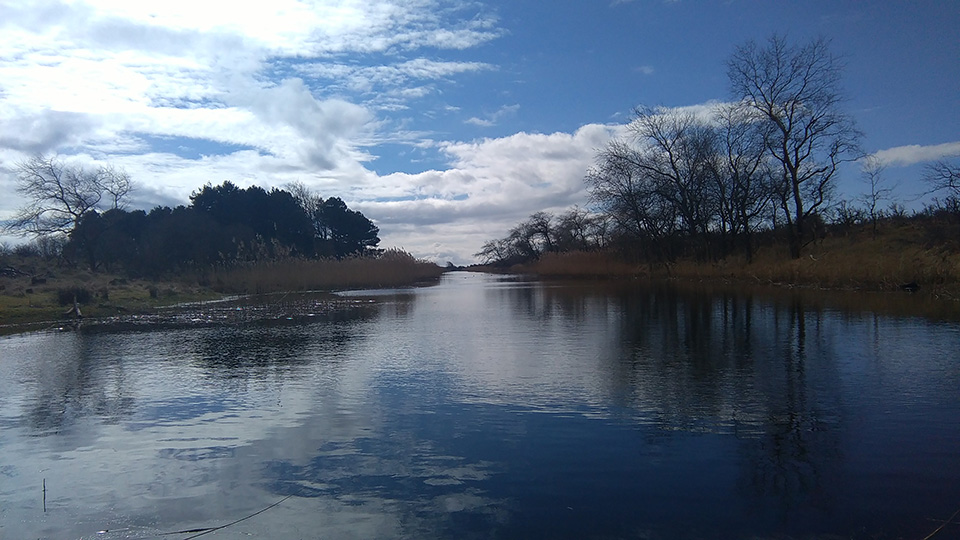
top-left (1, 0), bottom-right (958, 264)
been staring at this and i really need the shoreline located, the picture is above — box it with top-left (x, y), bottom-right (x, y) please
top-left (5, 252), bottom-right (960, 336)
top-left (4, 271), bottom-right (960, 337)
top-left (0, 254), bottom-right (446, 335)
top-left (465, 265), bottom-right (960, 322)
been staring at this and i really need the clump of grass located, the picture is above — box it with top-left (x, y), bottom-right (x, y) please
top-left (209, 248), bottom-right (445, 294)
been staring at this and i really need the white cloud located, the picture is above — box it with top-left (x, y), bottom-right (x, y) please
top-left (232, 78), bottom-right (376, 169)
top-left (294, 58), bottom-right (494, 87)
top-left (464, 104), bottom-right (520, 127)
top-left (293, 58), bottom-right (494, 112)
top-left (870, 141), bottom-right (960, 167)
top-left (0, 108), bottom-right (102, 154)
top-left (0, 0), bottom-right (501, 160)
top-left (12, 0), bottom-right (501, 57)
top-left (638, 100), bottom-right (726, 123)
top-left (464, 117), bottom-right (495, 127)
top-left (354, 124), bottom-right (620, 264)
top-left (0, 1), bottom-right (499, 196)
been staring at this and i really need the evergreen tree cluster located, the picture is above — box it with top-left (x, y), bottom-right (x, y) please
top-left (65, 181), bottom-right (380, 277)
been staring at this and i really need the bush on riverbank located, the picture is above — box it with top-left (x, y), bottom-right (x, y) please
top-left (56, 286), bottom-right (93, 306)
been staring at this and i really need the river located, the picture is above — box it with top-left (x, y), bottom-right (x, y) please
top-left (1, 271), bottom-right (959, 539)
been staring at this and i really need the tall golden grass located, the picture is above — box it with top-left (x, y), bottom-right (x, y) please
top-left (669, 238), bottom-right (960, 293)
top-left (522, 224), bottom-right (960, 298)
top-left (207, 248), bottom-right (445, 294)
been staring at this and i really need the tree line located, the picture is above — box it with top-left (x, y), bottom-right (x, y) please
top-left (478, 35), bottom-right (960, 266)
top-left (4, 155), bottom-right (380, 277)
top-left (475, 208), bottom-right (611, 266)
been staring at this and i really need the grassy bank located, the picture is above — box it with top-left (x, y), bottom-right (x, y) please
top-left (511, 222), bottom-right (960, 300)
top-left (0, 248), bottom-right (444, 330)
top-left (0, 270), bottom-right (217, 330)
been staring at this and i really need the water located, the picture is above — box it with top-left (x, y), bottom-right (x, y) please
top-left (1, 272), bottom-right (959, 539)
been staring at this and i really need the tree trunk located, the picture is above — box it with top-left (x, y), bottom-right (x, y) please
top-left (788, 219), bottom-right (803, 259)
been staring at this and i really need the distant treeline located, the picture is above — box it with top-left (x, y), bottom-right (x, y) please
top-left (64, 181), bottom-right (380, 277)
top-left (477, 198), bottom-right (960, 269)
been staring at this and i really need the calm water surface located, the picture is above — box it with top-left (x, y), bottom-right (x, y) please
top-left (1, 272), bottom-right (959, 539)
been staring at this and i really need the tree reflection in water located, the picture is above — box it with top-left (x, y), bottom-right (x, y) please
top-left (2, 274), bottom-right (958, 539)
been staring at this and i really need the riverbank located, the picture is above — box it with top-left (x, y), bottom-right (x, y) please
top-left (0, 249), bottom-right (445, 333)
top-left (0, 270), bottom-right (219, 332)
top-left (489, 222), bottom-right (960, 301)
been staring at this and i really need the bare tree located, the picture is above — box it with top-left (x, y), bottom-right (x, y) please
top-left (924, 160), bottom-right (960, 196)
top-left (285, 180), bottom-right (327, 239)
top-left (628, 106), bottom-right (719, 246)
top-left (554, 207), bottom-right (597, 251)
top-left (714, 102), bottom-right (774, 259)
top-left (475, 207), bottom-right (608, 265)
top-left (5, 155), bottom-right (133, 238)
top-left (475, 238), bottom-right (513, 265)
top-left (858, 156), bottom-right (896, 236)
top-left (728, 35), bottom-right (861, 258)
top-left (506, 220), bottom-right (540, 261)
top-left (527, 211), bottom-right (557, 254)
top-left (586, 138), bottom-right (678, 258)
top-left (99, 164), bottom-right (133, 210)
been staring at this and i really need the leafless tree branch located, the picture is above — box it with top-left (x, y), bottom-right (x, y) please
top-left (4, 155), bottom-right (134, 238)
top-left (728, 34), bottom-right (861, 258)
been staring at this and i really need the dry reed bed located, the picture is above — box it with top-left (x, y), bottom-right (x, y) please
top-left (521, 237), bottom-right (960, 299)
top-left (209, 249), bottom-right (445, 294)
top-left (690, 233), bottom-right (960, 295)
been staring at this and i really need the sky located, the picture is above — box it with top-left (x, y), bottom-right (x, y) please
top-left (1, 0), bottom-right (958, 265)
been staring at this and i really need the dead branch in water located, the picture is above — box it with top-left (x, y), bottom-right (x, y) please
top-left (921, 503), bottom-right (960, 540)
top-left (161, 494), bottom-right (294, 539)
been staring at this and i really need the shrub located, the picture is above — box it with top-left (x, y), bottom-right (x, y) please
top-left (57, 287), bottom-right (93, 306)
top-left (14, 244), bottom-right (40, 257)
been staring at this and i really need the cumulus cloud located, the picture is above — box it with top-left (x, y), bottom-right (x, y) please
top-left (870, 141), bottom-right (960, 167)
top-left (353, 124), bottom-right (619, 264)
top-left (229, 78), bottom-right (375, 169)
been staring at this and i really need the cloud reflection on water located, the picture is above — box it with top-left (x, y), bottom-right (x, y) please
top-left (1, 273), bottom-right (959, 539)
